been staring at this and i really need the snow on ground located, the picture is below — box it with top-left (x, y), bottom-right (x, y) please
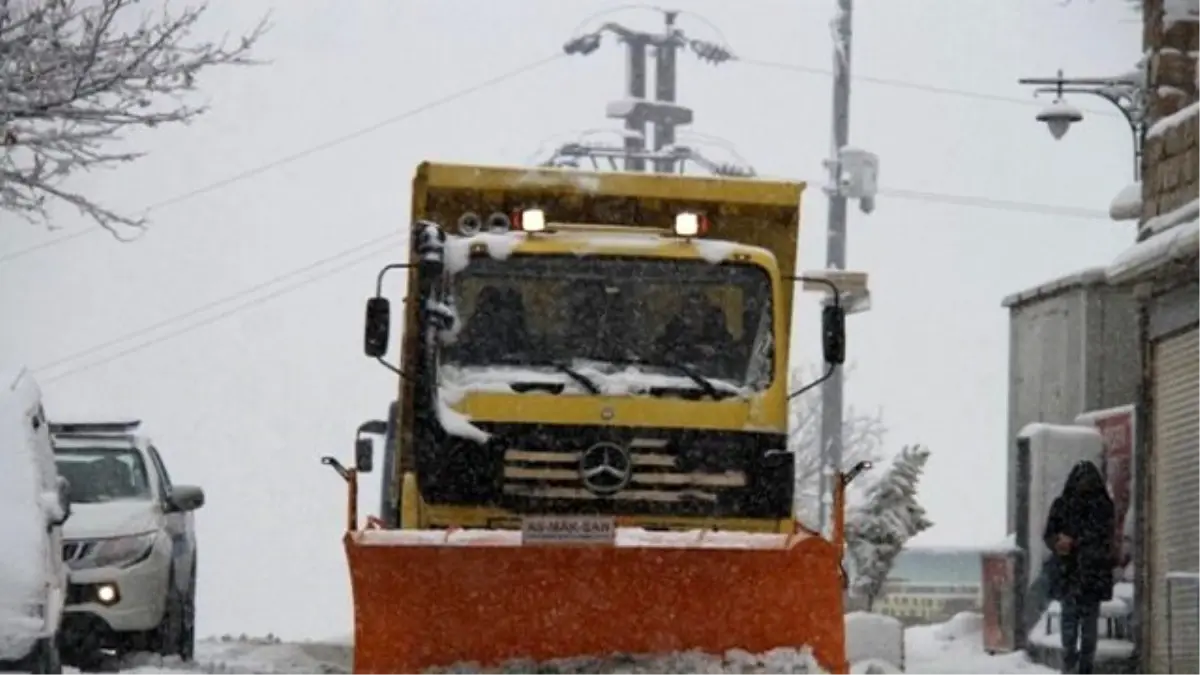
top-left (0, 612), bottom-right (1065, 672)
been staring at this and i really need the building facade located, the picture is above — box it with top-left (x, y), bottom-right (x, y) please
top-left (871, 547), bottom-right (984, 627)
top-left (1106, 1), bottom-right (1199, 672)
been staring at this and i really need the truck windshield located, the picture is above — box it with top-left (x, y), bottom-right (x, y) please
top-left (54, 447), bottom-right (153, 503)
top-left (442, 255), bottom-right (776, 391)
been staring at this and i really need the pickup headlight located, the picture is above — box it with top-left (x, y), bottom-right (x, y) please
top-left (70, 532), bottom-right (159, 570)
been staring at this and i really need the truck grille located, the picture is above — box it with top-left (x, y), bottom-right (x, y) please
top-left (418, 423), bottom-right (793, 519)
top-left (502, 437), bottom-right (747, 503)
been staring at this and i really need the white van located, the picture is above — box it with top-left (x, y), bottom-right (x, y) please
top-left (0, 368), bottom-right (70, 674)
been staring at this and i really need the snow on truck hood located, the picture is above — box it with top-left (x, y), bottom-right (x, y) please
top-left (63, 499), bottom-right (161, 540)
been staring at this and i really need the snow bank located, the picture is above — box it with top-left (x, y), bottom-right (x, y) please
top-left (425, 647), bottom-right (824, 674)
top-left (0, 368), bottom-right (47, 661)
top-left (354, 527), bottom-right (812, 549)
top-left (933, 611), bottom-right (984, 642)
top-left (845, 612), bottom-right (903, 670)
top-left (1029, 592), bottom-right (1136, 663)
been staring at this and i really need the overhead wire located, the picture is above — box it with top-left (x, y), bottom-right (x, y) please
top-left (0, 53), bottom-right (566, 266)
top-left (13, 16), bottom-right (1119, 380)
top-left (37, 232), bottom-right (402, 384)
top-left (733, 57), bottom-right (1123, 117)
top-left (37, 177), bottom-right (1111, 383)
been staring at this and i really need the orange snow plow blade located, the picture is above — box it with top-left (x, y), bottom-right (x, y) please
top-left (344, 527), bottom-right (848, 674)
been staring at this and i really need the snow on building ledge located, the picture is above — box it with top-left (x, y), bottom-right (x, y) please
top-left (1110, 182), bottom-right (1142, 222)
top-left (1001, 266), bottom-right (1110, 309)
top-left (1146, 100), bottom-right (1199, 141)
top-left (1107, 217), bottom-right (1199, 285)
top-left (1164, 0), bottom-right (1200, 27)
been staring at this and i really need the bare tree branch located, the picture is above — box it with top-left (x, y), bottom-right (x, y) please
top-left (0, 0), bottom-right (269, 238)
top-left (789, 362), bottom-right (888, 528)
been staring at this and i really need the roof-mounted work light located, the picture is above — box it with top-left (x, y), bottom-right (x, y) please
top-left (673, 212), bottom-right (707, 237)
top-left (516, 208), bottom-right (546, 233)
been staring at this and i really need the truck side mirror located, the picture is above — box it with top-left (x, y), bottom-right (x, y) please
top-left (355, 437), bottom-right (374, 473)
top-left (822, 304), bottom-right (846, 365)
top-left (364, 297), bottom-right (391, 358)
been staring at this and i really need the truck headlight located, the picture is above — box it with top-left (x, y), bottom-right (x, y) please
top-left (71, 532), bottom-right (159, 570)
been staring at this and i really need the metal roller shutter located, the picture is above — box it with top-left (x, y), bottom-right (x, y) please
top-left (1150, 326), bottom-right (1199, 673)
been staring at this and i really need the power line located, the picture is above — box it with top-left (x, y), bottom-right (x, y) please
top-left (0, 54), bottom-right (565, 266)
top-left (33, 232), bottom-right (400, 375)
top-left (0, 52), bottom-right (1119, 268)
top-left (735, 57), bottom-right (1123, 118)
top-left (38, 234), bottom-right (402, 384)
top-left (35, 179), bottom-right (1112, 384)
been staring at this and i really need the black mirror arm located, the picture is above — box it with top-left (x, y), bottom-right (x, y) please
top-left (376, 356), bottom-right (406, 379)
top-left (787, 362), bottom-right (836, 400)
top-left (372, 262), bottom-right (413, 381)
top-left (783, 275), bottom-right (844, 400)
top-left (375, 263), bottom-right (411, 298)
top-left (788, 276), bottom-right (843, 310)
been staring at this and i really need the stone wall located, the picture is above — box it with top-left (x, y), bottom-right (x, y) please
top-left (1141, 0), bottom-right (1199, 235)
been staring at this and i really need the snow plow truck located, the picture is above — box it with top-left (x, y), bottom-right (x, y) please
top-left (323, 161), bottom-right (872, 674)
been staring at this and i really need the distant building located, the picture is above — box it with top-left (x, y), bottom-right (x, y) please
top-left (869, 547), bottom-right (985, 627)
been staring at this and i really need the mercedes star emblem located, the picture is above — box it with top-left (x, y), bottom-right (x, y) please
top-left (579, 442), bottom-right (632, 496)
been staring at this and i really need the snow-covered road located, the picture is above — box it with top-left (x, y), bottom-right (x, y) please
top-left (6, 612), bottom-right (1054, 674)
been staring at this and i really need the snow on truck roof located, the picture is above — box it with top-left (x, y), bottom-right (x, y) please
top-left (415, 161), bottom-right (806, 206)
top-left (443, 229), bottom-right (778, 275)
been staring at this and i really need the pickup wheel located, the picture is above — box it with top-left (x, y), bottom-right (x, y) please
top-left (178, 563), bottom-right (196, 662)
top-left (150, 572), bottom-right (185, 658)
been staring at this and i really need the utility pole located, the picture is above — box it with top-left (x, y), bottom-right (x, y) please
top-left (556, 10), bottom-right (748, 176)
top-left (817, 1), bottom-right (878, 533)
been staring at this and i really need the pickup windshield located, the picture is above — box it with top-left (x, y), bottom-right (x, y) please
top-left (54, 447), bottom-right (152, 503)
top-left (441, 255), bottom-right (776, 391)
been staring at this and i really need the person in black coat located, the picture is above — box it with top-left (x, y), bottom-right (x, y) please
top-left (1042, 460), bottom-right (1116, 674)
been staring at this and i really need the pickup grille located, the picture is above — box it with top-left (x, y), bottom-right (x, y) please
top-left (62, 541), bottom-right (94, 563)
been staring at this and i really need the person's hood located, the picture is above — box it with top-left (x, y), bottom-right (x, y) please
top-left (62, 500), bottom-right (161, 540)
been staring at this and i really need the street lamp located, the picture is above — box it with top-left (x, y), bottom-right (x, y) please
top-left (1017, 68), bottom-right (1146, 179)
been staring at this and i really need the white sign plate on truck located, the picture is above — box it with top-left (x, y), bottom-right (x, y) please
top-left (521, 515), bottom-right (616, 546)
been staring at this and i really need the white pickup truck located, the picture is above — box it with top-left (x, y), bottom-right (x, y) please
top-left (50, 420), bottom-right (204, 669)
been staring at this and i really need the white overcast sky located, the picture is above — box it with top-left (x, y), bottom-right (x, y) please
top-left (0, 0), bottom-right (1141, 641)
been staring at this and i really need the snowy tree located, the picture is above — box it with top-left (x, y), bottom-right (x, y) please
top-left (788, 363), bottom-right (886, 527)
top-left (844, 444), bottom-right (933, 611)
top-left (0, 0), bottom-right (268, 237)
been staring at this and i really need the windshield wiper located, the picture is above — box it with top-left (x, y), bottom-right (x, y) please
top-left (614, 355), bottom-right (725, 400)
top-left (493, 354), bottom-right (602, 395)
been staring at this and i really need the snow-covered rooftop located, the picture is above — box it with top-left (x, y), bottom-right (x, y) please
top-left (1000, 267), bottom-right (1110, 308)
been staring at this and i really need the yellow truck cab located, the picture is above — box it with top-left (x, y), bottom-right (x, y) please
top-left (353, 162), bottom-right (851, 536)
